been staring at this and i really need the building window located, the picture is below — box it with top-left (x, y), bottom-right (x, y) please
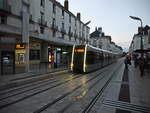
top-left (53, 31), bottom-right (56, 37)
top-left (75, 37), bottom-right (77, 41)
top-left (0, 16), bottom-right (7, 24)
top-left (69, 26), bottom-right (71, 36)
top-left (62, 33), bottom-right (64, 39)
top-left (148, 30), bottom-right (150, 43)
top-left (40, 12), bottom-right (44, 22)
top-left (75, 19), bottom-right (76, 27)
top-left (29, 49), bottom-right (40, 60)
top-left (62, 10), bottom-right (64, 17)
top-left (52, 18), bottom-right (56, 27)
top-left (41, 0), bottom-right (45, 7)
top-left (69, 15), bottom-right (71, 23)
top-left (40, 27), bottom-right (44, 34)
top-left (69, 36), bottom-right (71, 41)
top-left (62, 22), bottom-right (64, 29)
top-left (53, 4), bottom-right (56, 14)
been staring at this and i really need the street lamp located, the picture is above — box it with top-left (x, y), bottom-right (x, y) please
top-left (129, 16), bottom-right (143, 57)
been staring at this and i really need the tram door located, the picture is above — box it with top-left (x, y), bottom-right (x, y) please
top-left (1, 51), bottom-right (15, 75)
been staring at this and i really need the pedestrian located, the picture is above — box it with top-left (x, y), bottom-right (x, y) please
top-left (124, 56), bottom-right (129, 69)
top-left (133, 55), bottom-right (139, 68)
top-left (139, 56), bottom-right (145, 77)
top-left (127, 55), bottom-right (132, 65)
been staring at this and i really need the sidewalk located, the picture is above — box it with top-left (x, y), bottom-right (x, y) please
top-left (0, 66), bottom-right (68, 91)
top-left (96, 59), bottom-right (150, 113)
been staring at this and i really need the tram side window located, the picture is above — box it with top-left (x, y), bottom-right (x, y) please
top-left (95, 52), bottom-right (101, 63)
top-left (86, 51), bottom-right (95, 64)
top-left (99, 52), bottom-right (103, 61)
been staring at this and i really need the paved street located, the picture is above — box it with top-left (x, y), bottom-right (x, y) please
top-left (0, 58), bottom-right (150, 113)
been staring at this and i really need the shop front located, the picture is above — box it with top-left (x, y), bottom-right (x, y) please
top-left (48, 45), bottom-right (69, 68)
top-left (15, 44), bottom-right (26, 74)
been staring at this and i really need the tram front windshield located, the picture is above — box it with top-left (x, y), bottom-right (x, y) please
top-left (73, 46), bottom-right (85, 71)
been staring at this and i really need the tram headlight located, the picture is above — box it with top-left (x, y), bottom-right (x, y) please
top-left (71, 63), bottom-right (74, 67)
top-left (84, 64), bottom-right (87, 68)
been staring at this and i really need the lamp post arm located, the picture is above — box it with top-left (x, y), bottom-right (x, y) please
top-left (140, 19), bottom-right (143, 28)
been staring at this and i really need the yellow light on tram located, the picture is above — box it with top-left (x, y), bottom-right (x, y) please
top-left (71, 63), bottom-right (74, 67)
top-left (75, 49), bottom-right (85, 53)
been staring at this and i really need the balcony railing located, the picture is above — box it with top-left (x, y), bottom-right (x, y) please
top-left (68, 30), bottom-right (73, 37)
top-left (74, 34), bottom-right (78, 38)
top-left (52, 24), bottom-right (58, 31)
top-left (61, 28), bottom-right (66, 34)
top-left (0, 0), bottom-right (11, 14)
top-left (38, 18), bottom-right (47, 26)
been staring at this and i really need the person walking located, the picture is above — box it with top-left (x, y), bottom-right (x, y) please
top-left (133, 55), bottom-right (139, 68)
top-left (124, 55), bottom-right (131, 69)
top-left (124, 57), bottom-right (128, 69)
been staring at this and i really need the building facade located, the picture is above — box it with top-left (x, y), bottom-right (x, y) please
top-left (90, 27), bottom-right (123, 54)
top-left (129, 25), bottom-right (150, 54)
top-left (0, 0), bottom-right (90, 75)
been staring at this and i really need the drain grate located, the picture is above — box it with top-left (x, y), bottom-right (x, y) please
top-left (122, 69), bottom-right (129, 82)
top-left (116, 108), bottom-right (131, 113)
top-left (119, 84), bottom-right (130, 103)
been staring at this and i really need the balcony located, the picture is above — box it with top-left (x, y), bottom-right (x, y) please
top-left (74, 34), bottom-right (78, 38)
top-left (0, 0), bottom-right (11, 14)
top-left (51, 24), bottom-right (58, 31)
top-left (61, 28), bottom-right (66, 34)
top-left (68, 30), bottom-right (73, 37)
top-left (38, 18), bottom-right (47, 26)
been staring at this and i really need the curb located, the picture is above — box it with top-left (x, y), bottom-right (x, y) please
top-left (0, 70), bottom-right (68, 91)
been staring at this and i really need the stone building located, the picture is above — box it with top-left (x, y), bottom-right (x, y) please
top-left (129, 25), bottom-right (150, 54)
top-left (90, 27), bottom-right (123, 54)
top-left (0, 0), bottom-right (90, 75)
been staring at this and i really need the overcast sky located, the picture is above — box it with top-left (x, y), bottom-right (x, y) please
top-left (58, 0), bottom-right (150, 51)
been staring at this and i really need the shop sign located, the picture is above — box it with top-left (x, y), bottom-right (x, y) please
top-left (16, 44), bottom-right (25, 49)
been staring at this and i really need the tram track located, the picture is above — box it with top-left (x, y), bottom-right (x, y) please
top-left (0, 73), bottom-right (83, 109)
top-left (0, 67), bottom-right (108, 109)
top-left (32, 64), bottom-right (117, 113)
top-left (0, 73), bottom-right (78, 100)
top-left (52, 62), bottom-right (122, 113)
top-left (0, 72), bottom-right (70, 95)
top-left (0, 61), bottom-right (118, 112)
top-left (57, 70), bottom-right (110, 113)
top-left (81, 62), bottom-right (122, 113)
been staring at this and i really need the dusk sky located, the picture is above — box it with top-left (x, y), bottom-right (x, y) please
top-left (58, 0), bottom-right (150, 51)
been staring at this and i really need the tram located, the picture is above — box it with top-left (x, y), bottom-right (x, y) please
top-left (70, 44), bottom-right (117, 73)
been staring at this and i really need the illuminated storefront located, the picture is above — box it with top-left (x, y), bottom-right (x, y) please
top-left (15, 44), bottom-right (26, 73)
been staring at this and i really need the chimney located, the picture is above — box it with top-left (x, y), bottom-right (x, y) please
top-left (95, 27), bottom-right (97, 31)
top-left (98, 27), bottom-right (102, 32)
top-left (64, 0), bottom-right (69, 10)
top-left (77, 13), bottom-right (81, 20)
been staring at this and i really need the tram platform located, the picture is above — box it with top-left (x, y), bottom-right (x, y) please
top-left (0, 66), bottom-right (68, 91)
top-left (93, 60), bottom-right (150, 113)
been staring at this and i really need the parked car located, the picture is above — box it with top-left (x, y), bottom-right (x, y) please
top-left (2, 57), bottom-right (10, 64)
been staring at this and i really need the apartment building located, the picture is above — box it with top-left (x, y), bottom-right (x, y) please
top-left (0, 0), bottom-right (90, 75)
top-left (90, 27), bottom-right (123, 54)
top-left (129, 25), bottom-right (150, 54)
